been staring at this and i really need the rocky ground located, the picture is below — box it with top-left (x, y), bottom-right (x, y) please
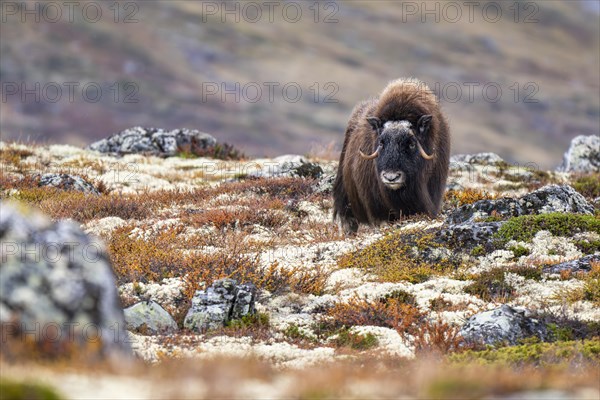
top-left (0, 131), bottom-right (599, 399)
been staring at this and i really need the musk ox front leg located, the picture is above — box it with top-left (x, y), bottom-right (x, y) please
top-left (333, 173), bottom-right (359, 234)
top-left (340, 213), bottom-right (359, 235)
top-left (418, 181), bottom-right (438, 217)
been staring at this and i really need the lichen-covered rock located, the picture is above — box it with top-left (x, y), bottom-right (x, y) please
top-left (447, 198), bottom-right (519, 224)
top-left (87, 126), bottom-right (217, 157)
top-left (314, 173), bottom-right (335, 194)
top-left (543, 254), bottom-right (600, 275)
top-left (450, 152), bottom-right (505, 167)
top-left (183, 279), bottom-right (257, 332)
top-left (0, 202), bottom-right (130, 357)
top-left (519, 185), bottom-right (594, 215)
top-left (460, 305), bottom-right (548, 346)
top-left (557, 135), bottom-right (600, 173)
top-left (124, 301), bottom-right (178, 335)
top-left (38, 173), bottom-right (99, 195)
top-left (448, 185), bottom-right (594, 224)
top-left (251, 155), bottom-right (323, 178)
top-left (231, 283), bottom-right (257, 319)
top-left (118, 278), bottom-right (186, 313)
top-left (437, 222), bottom-right (503, 250)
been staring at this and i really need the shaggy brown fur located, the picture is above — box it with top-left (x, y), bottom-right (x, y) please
top-left (333, 78), bottom-right (450, 233)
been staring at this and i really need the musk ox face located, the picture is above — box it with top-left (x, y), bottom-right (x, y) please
top-left (361, 115), bottom-right (433, 191)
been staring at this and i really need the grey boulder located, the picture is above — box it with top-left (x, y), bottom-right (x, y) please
top-left (0, 201), bottom-right (130, 357)
top-left (557, 135), bottom-right (599, 173)
top-left (184, 279), bottom-right (257, 333)
top-left (314, 173), bottom-right (336, 194)
top-left (38, 173), bottom-right (100, 195)
top-left (124, 301), bottom-right (178, 335)
top-left (448, 185), bottom-right (594, 224)
top-left (437, 221), bottom-right (503, 250)
top-left (543, 254), bottom-right (600, 275)
top-left (460, 305), bottom-right (548, 346)
top-left (450, 152), bottom-right (506, 167)
top-left (88, 126), bottom-right (217, 157)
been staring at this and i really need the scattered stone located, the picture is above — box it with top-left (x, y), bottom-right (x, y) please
top-left (557, 135), bottom-right (600, 173)
top-left (251, 155), bottom-right (323, 178)
top-left (448, 185), bottom-right (594, 224)
top-left (314, 173), bottom-right (335, 194)
top-left (543, 254), bottom-right (600, 275)
top-left (437, 222), bottom-right (503, 250)
top-left (88, 126), bottom-right (217, 157)
top-left (184, 279), bottom-right (257, 333)
top-left (38, 173), bottom-right (100, 195)
top-left (460, 304), bottom-right (548, 346)
top-left (450, 152), bottom-right (505, 167)
top-left (0, 202), bottom-right (130, 357)
top-left (447, 198), bottom-right (519, 224)
top-left (519, 185), bottom-right (594, 215)
top-left (118, 278), bottom-right (186, 313)
top-left (124, 301), bottom-right (178, 335)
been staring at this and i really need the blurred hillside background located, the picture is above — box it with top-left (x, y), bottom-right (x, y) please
top-left (1, 0), bottom-right (598, 168)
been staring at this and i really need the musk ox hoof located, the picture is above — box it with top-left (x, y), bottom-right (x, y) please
top-left (340, 217), bottom-right (359, 235)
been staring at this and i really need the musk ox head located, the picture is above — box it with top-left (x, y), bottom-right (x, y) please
top-left (360, 115), bottom-right (434, 190)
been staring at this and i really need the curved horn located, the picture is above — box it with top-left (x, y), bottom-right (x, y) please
top-left (416, 141), bottom-right (434, 160)
top-left (360, 144), bottom-right (382, 160)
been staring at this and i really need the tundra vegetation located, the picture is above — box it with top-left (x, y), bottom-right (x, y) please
top-left (0, 138), bottom-right (599, 399)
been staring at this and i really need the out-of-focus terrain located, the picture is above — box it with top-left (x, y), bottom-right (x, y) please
top-left (1, 0), bottom-right (599, 168)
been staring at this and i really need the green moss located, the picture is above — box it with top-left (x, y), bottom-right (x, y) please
top-left (583, 277), bottom-right (600, 306)
top-left (382, 289), bottom-right (417, 306)
top-left (470, 245), bottom-right (485, 256)
top-left (465, 265), bottom-right (544, 301)
top-left (547, 323), bottom-right (575, 342)
top-left (284, 324), bottom-right (302, 339)
top-left (338, 230), bottom-right (456, 283)
top-left (334, 329), bottom-right (379, 350)
top-left (448, 340), bottom-right (600, 367)
top-left (510, 265), bottom-right (543, 281)
top-left (574, 238), bottom-right (600, 254)
top-left (284, 324), bottom-right (316, 343)
top-left (226, 312), bottom-right (270, 329)
top-left (494, 213), bottom-right (600, 245)
top-left (0, 379), bottom-right (63, 400)
top-left (508, 244), bottom-right (530, 258)
top-left (464, 268), bottom-right (514, 302)
top-left (572, 173), bottom-right (600, 199)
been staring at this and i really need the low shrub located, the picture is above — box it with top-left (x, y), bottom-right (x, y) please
top-left (334, 329), bottom-right (379, 350)
top-left (448, 340), bottom-right (600, 367)
top-left (494, 213), bottom-right (600, 245)
top-left (572, 173), bottom-right (600, 199)
top-left (338, 231), bottom-right (456, 283)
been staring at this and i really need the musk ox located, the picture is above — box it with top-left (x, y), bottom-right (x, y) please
top-left (333, 78), bottom-right (450, 233)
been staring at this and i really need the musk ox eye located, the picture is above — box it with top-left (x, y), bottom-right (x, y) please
top-left (409, 142), bottom-right (416, 150)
